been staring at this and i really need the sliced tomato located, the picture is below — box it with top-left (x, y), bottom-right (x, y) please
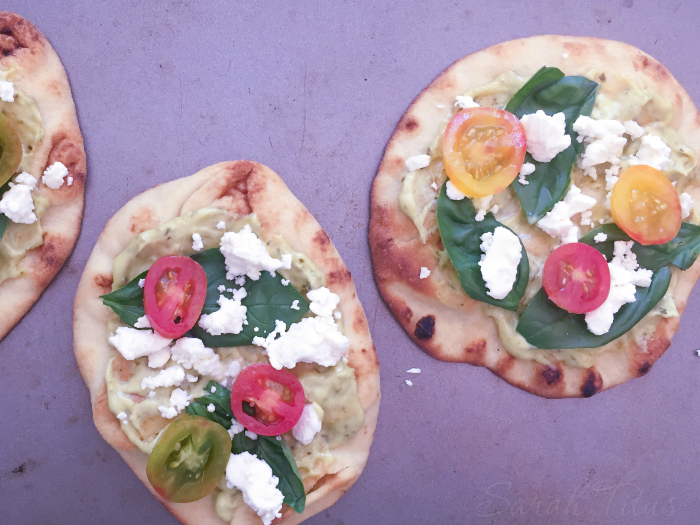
top-left (144, 255), bottom-right (207, 338)
top-left (146, 415), bottom-right (231, 503)
top-left (542, 243), bottom-right (611, 314)
top-left (0, 113), bottom-right (23, 187)
top-left (442, 107), bottom-right (527, 198)
top-left (231, 364), bottom-right (305, 436)
top-left (610, 165), bottom-right (681, 245)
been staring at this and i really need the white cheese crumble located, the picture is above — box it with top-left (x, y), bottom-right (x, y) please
top-left (0, 184), bottom-right (37, 224)
top-left (536, 185), bottom-right (596, 244)
top-left (138, 278), bottom-right (145, 288)
top-left (405, 379), bottom-right (413, 387)
top-left (225, 452), bottom-right (284, 525)
top-left (292, 403), bottom-right (322, 445)
top-left (186, 374), bottom-right (198, 382)
top-left (192, 233), bottom-right (204, 251)
top-left (116, 412), bottom-right (128, 421)
top-left (147, 347), bottom-right (171, 369)
top-left (207, 403), bottom-right (216, 413)
top-left (419, 267), bottom-right (430, 279)
top-left (134, 315), bottom-right (151, 329)
top-left (454, 95), bottom-right (479, 109)
top-left (629, 134), bottom-right (671, 171)
top-left (405, 154), bottom-right (431, 171)
top-left (280, 278), bottom-right (289, 286)
top-left (290, 299), bottom-right (300, 310)
top-left (520, 110), bottom-right (571, 163)
top-left (235, 275), bottom-right (246, 286)
top-left (431, 182), bottom-right (439, 190)
top-left (517, 162), bottom-right (536, 185)
top-left (141, 365), bottom-right (186, 390)
top-left (170, 337), bottom-right (225, 380)
top-left (472, 194), bottom-right (493, 222)
top-left (108, 327), bottom-right (172, 361)
top-left (67, 176), bottom-right (73, 186)
top-left (42, 162), bottom-right (69, 189)
top-left (445, 180), bottom-right (467, 201)
top-left (245, 430), bottom-right (258, 440)
top-left (15, 172), bottom-right (37, 189)
top-left (406, 368), bottom-right (421, 374)
top-left (216, 221), bottom-right (226, 230)
top-left (478, 227), bottom-right (522, 300)
top-left (307, 287), bottom-right (340, 317)
top-left (219, 224), bottom-right (292, 280)
top-left (594, 233), bottom-right (608, 243)
top-left (572, 116), bottom-right (627, 177)
top-left (680, 192), bottom-right (693, 219)
top-left (169, 388), bottom-right (192, 412)
top-left (624, 120), bottom-right (644, 140)
top-left (228, 419), bottom-right (245, 437)
top-left (0, 80), bottom-right (15, 102)
top-left (198, 292), bottom-right (248, 336)
top-left (585, 241), bottom-right (652, 335)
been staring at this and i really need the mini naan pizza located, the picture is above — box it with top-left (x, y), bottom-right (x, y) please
top-left (74, 161), bottom-right (380, 524)
top-left (370, 36), bottom-right (700, 398)
top-left (0, 12), bottom-right (86, 339)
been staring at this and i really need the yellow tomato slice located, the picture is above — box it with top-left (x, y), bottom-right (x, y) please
top-left (610, 165), bottom-right (681, 245)
top-left (442, 107), bottom-right (527, 198)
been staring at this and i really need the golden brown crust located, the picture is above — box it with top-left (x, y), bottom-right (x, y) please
top-left (369, 35), bottom-right (700, 398)
top-left (74, 161), bottom-right (380, 524)
top-left (0, 12), bottom-right (85, 340)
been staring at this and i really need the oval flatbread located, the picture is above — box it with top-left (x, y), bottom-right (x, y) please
top-left (0, 12), bottom-right (86, 339)
top-left (370, 35), bottom-right (700, 398)
top-left (74, 161), bottom-right (380, 524)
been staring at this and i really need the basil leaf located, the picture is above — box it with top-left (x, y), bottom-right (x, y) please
top-left (232, 433), bottom-right (306, 513)
top-left (100, 271), bottom-right (147, 326)
top-left (436, 182), bottom-right (529, 311)
top-left (0, 213), bottom-right (8, 241)
top-left (579, 223), bottom-right (700, 272)
top-left (516, 266), bottom-right (671, 349)
top-left (506, 67), bottom-right (599, 223)
top-left (185, 381), bottom-right (233, 428)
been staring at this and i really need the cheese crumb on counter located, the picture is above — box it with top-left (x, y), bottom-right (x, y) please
top-left (405, 379), bottom-right (414, 387)
top-left (406, 368), bottom-right (421, 374)
top-left (478, 227), bottom-right (522, 300)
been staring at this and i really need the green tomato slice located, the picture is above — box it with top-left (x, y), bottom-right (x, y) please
top-left (0, 112), bottom-right (22, 187)
top-left (146, 415), bottom-right (231, 503)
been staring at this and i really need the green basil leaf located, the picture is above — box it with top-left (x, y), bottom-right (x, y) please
top-left (189, 248), bottom-right (309, 347)
top-left (579, 222), bottom-right (700, 271)
top-left (232, 432), bottom-right (306, 513)
top-left (185, 381), bottom-right (234, 429)
top-left (0, 213), bottom-right (8, 241)
top-left (516, 266), bottom-right (671, 349)
top-left (506, 67), bottom-right (599, 223)
top-left (436, 182), bottom-right (529, 311)
top-left (100, 271), bottom-right (147, 326)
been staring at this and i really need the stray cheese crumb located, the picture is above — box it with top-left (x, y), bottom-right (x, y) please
top-left (42, 162), bottom-right (69, 189)
top-left (419, 267), bottom-right (430, 279)
top-left (405, 154), bottom-right (431, 171)
top-left (406, 368), bottom-right (421, 374)
top-left (192, 233), bottom-right (204, 251)
top-left (405, 379), bottom-right (414, 387)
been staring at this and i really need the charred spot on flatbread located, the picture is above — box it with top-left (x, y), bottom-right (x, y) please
top-left (0, 13), bottom-right (42, 58)
top-left (541, 366), bottom-right (562, 386)
top-left (581, 369), bottom-right (603, 398)
top-left (414, 315), bottom-right (435, 339)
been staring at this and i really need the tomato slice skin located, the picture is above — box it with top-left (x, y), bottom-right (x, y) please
top-left (144, 256), bottom-right (208, 338)
top-left (542, 243), bottom-right (611, 314)
top-left (442, 107), bottom-right (527, 199)
top-left (610, 165), bottom-right (682, 245)
top-left (146, 415), bottom-right (232, 503)
top-left (231, 364), bottom-right (305, 436)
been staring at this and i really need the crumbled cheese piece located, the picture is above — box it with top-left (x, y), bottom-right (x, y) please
top-left (623, 120), bottom-right (644, 140)
top-left (680, 192), bottom-right (693, 219)
top-left (594, 233), bottom-right (608, 243)
top-left (585, 241), bottom-right (652, 335)
top-left (0, 80), bottom-right (15, 102)
top-left (307, 287), bottom-right (340, 317)
top-left (148, 390), bottom-right (156, 398)
top-left (134, 315), bottom-right (151, 329)
top-left (147, 347), bottom-right (171, 369)
top-left (229, 421), bottom-right (245, 437)
top-left (573, 116), bottom-right (627, 173)
top-left (220, 225), bottom-right (291, 280)
top-left (198, 293), bottom-right (248, 336)
top-left (290, 299), bottom-right (300, 310)
top-left (517, 162), bottom-right (536, 185)
top-left (0, 184), bottom-right (36, 224)
top-left (292, 404), bottom-right (322, 445)
top-left (431, 182), bottom-right (439, 190)
top-left (192, 233), bottom-right (204, 251)
top-left (116, 412), bottom-right (128, 421)
top-left (454, 95), bottom-right (479, 109)
top-left (15, 172), bottom-right (37, 189)
top-left (405, 379), bottom-right (414, 387)
top-left (564, 184), bottom-right (597, 217)
top-left (562, 53), bottom-right (569, 59)
top-left (159, 406), bottom-right (177, 419)
top-left (108, 326), bottom-right (172, 361)
top-left (258, 317), bottom-right (349, 370)
top-left (334, 311), bottom-right (342, 320)
top-left (186, 374), bottom-right (198, 382)
top-left (171, 337), bottom-right (225, 380)
top-left (211, 386), bottom-right (217, 393)
top-left (629, 134), bottom-right (671, 170)
top-left (471, 194), bottom-right (493, 222)
top-left (419, 267), bottom-right (430, 279)
top-left (141, 365), bottom-right (186, 390)
top-left (405, 154), bottom-right (431, 171)
top-left (235, 275), bottom-right (246, 286)
top-left (138, 279), bottom-right (145, 288)
top-left (67, 176), bottom-right (73, 186)
top-left (445, 180), bottom-right (467, 201)
top-left (254, 327), bottom-right (259, 332)
top-left (225, 452), bottom-right (284, 525)
top-left (227, 360), bottom-right (241, 380)
top-left (216, 221), bottom-right (226, 230)
top-left (478, 227), bottom-right (522, 300)
top-left (580, 210), bottom-right (593, 226)
top-left (245, 430), bottom-right (258, 440)
top-left (207, 403), bottom-right (216, 413)
top-left (537, 202), bottom-right (578, 244)
top-left (520, 110), bottom-right (571, 163)
top-left (217, 284), bottom-right (226, 293)
top-left (169, 388), bottom-right (192, 412)
top-left (42, 162), bottom-right (69, 189)
top-left (407, 368), bottom-right (421, 373)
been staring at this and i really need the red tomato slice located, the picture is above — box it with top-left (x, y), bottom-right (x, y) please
top-left (231, 364), bottom-right (305, 436)
top-left (442, 107), bottom-right (527, 198)
top-left (542, 243), bottom-right (611, 314)
top-left (144, 256), bottom-right (208, 338)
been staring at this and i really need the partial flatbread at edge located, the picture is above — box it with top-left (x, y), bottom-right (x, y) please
top-left (370, 35), bottom-right (700, 398)
top-left (0, 12), bottom-right (86, 339)
top-left (74, 161), bottom-right (380, 524)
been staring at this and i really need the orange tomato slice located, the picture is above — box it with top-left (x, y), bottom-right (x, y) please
top-left (610, 165), bottom-right (681, 245)
top-left (442, 107), bottom-right (527, 199)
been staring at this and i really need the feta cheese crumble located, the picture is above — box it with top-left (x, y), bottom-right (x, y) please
top-left (134, 315), bottom-right (151, 329)
top-left (216, 221), bottom-right (226, 230)
top-left (192, 233), bottom-right (204, 251)
top-left (520, 110), bottom-right (571, 163)
top-left (472, 194), bottom-right (493, 222)
top-left (585, 241), bottom-right (652, 335)
top-left (15, 172), bottom-right (37, 189)
top-left (42, 162), bottom-right (69, 189)
top-left (517, 162), bottom-right (536, 185)
top-left (147, 347), bottom-right (171, 369)
top-left (536, 185), bottom-right (596, 244)
top-left (138, 278), bottom-right (145, 288)
top-left (0, 80), bottom-right (15, 102)
top-left (307, 287), bottom-right (340, 317)
top-left (292, 403), bottom-right (322, 445)
top-left (405, 154), bottom-right (431, 171)
top-left (680, 192), bottom-right (693, 219)
top-left (108, 326), bottom-right (172, 361)
top-left (207, 403), bottom-right (216, 413)
top-left (406, 368), bottom-right (421, 374)
top-left (445, 180), bottom-right (467, 201)
top-left (170, 337), bottom-right (225, 380)
top-left (198, 292), bottom-right (248, 336)
top-left (116, 412), bottom-right (128, 421)
top-left (0, 184), bottom-right (37, 224)
top-left (290, 299), bottom-right (300, 310)
top-left (219, 225), bottom-right (292, 280)
top-left (405, 379), bottom-right (414, 387)
top-left (141, 365), bottom-right (186, 390)
top-left (228, 419), bottom-right (245, 437)
top-left (629, 134), bottom-right (671, 171)
top-left (454, 95), bottom-right (479, 109)
top-left (594, 233), bottom-right (608, 243)
top-left (572, 116), bottom-right (627, 178)
top-left (225, 452), bottom-right (284, 525)
top-left (478, 227), bottom-right (522, 300)
top-left (419, 267), bottom-right (430, 279)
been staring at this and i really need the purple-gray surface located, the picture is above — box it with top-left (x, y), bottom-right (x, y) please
top-left (1, 1), bottom-right (700, 524)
